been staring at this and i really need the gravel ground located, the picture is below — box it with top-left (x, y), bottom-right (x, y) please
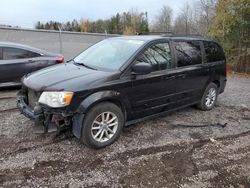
top-left (0, 76), bottom-right (249, 188)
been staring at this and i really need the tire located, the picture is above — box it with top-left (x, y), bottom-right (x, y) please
top-left (81, 102), bottom-right (124, 149)
top-left (197, 83), bottom-right (218, 111)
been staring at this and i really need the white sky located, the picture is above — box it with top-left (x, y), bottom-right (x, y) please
top-left (0, 0), bottom-right (195, 28)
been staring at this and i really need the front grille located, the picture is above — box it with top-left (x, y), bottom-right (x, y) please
top-left (28, 89), bottom-right (40, 109)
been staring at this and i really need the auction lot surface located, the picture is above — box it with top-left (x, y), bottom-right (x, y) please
top-left (0, 75), bottom-right (249, 188)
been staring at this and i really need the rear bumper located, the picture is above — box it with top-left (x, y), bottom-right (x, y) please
top-left (219, 77), bottom-right (227, 94)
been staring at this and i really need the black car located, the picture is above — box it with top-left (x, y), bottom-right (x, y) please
top-left (0, 42), bottom-right (64, 87)
top-left (17, 35), bottom-right (227, 148)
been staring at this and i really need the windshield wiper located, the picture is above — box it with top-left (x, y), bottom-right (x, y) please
top-left (73, 61), bottom-right (97, 70)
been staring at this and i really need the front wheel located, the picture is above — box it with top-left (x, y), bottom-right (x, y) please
top-left (81, 102), bottom-right (124, 148)
top-left (197, 83), bottom-right (218, 111)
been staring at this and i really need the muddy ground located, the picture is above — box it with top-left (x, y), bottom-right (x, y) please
top-left (0, 75), bottom-right (249, 188)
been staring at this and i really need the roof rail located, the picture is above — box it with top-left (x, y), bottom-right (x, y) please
top-left (161, 34), bottom-right (203, 38)
top-left (149, 31), bottom-right (174, 35)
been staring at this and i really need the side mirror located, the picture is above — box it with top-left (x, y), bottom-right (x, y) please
top-left (131, 62), bottom-right (152, 75)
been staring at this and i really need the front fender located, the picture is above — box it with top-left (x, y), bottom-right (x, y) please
top-left (72, 90), bottom-right (128, 139)
top-left (76, 90), bottom-right (123, 113)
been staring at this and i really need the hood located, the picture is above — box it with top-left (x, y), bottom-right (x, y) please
top-left (23, 62), bottom-right (118, 92)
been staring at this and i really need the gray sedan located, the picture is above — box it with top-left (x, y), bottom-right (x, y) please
top-left (0, 42), bottom-right (64, 87)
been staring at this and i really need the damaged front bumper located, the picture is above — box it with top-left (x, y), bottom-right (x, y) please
top-left (17, 92), bottom-right (72, 134)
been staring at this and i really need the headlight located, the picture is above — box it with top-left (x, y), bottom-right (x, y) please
top-left (38, 91), bottom-right (74, 108)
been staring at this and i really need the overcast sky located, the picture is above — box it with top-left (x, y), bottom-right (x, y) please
top-left (0, 0), bottom-right (194, 28)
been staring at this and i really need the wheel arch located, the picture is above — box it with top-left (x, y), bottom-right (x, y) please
top-left (203, 75), bottom-right (221, 92)
top-left (72, 90), bottom-right (128, 139)
top-left (76, 90), bottom-right (127, 115)
top-left (212, 79), bottom-right (220, 89)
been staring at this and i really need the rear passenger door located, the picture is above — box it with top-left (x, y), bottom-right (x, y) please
top-left (172, 40), bottom-right (209, 105)
top-left (0, 47), bottom-right (41, 83)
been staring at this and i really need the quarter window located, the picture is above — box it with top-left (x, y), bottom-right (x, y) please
top-left (175, 41), bottom-right (202, 67)
top-left (137, 42), bottom-right (172, 72)
top-left (3, 47), bottom-right (40, 60)
top-left (28, 51), bottom-right (41, 58)
top-left (203, 41), bottom-right (225, 63)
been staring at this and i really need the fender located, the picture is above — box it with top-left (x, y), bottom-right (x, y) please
top-left (72, 90), bottom-right (130, 138)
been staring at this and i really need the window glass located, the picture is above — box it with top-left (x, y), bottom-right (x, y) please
top-left (203, 41), bottom-right (225, 63)
top-left (137, 42), bottom-right (172, 72)
top-left (3, 47), bottom-right (40, 60)
top-left (28, 51), bottom-right (40, 58)
top-left (74, 38), bottom-right (145, 71)
top-left (175, 41), bottom-right (202, 67)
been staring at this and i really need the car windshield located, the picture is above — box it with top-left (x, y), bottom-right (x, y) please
top-left (74, 38), bottom-right (145, 71)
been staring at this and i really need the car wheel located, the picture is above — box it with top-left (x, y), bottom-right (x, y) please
top-left (81, 102), bottom-right (124, 148)
top-left (197, 83), bottom-right (218, 111)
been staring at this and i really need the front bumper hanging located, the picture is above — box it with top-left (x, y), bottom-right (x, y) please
top-left (17, 95), bottom-right (36, 120)
top-left (17, 94), bottom-right (67, 133)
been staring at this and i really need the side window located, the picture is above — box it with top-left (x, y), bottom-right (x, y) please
top-left (28, 51), bottom-right (41, 58)
top-left (175, 41), bottom-right (202, 67)
top-left (3, 47), bottom-right (40, 60)
top-left (203, 41), bottom-right (225, 63)
top-left (137, 42), bottom-right (172, 72)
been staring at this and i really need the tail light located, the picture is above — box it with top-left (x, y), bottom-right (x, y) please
top-left (56, 56), bottom-right (64, 64)
top-left (226, 63), bottom-right (229, 76)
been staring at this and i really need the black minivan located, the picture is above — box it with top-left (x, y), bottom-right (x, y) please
top-left (17, 35), bottom-right (227, 148)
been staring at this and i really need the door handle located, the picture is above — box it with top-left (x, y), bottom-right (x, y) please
top-left (164, 75), bottom-right (176, 80)
top-left (177, 73), bottom-right (186, 78)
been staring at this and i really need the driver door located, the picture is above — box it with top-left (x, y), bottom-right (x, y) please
top-left (127, 40), bottom-right (177, 120)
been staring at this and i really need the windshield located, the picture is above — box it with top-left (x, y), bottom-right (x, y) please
top-left (74, 38), bottom-right (145, 71)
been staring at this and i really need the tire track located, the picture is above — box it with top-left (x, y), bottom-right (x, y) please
top-left (1, 132), bottom-right (75, 158)
top-left (107, 130), bottom-right (250, 162)
top-left (0, 107), bottom-right (18, 113)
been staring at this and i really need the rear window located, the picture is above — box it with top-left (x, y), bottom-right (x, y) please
top-left (175, 41), bottom-right (202, 67)
top-left (3, 47), bottom-right (40, 60)
top-left (203, 41), bottom-right (225, 63)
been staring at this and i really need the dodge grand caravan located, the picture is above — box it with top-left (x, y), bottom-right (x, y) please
top-left (17, 35), bottom-right (227, 148)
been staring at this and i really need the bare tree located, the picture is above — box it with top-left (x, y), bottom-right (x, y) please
top-left (195, 0), bottom-right (216, 35)
top-left (182, 2), bottom-right (192, 34)
top-left (173, 2), bottom-right (195, 34)
top-left (151, 5), bottom-right (173, 32)
top-left (173, 15), bottom-right (187, 34)
top-left (173, 0), bottom-right (216, 36)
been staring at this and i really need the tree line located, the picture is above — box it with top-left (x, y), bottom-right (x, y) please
top-left (35, 1), bottom-right (217, 36)
top-left (210, 0), bottom-right (249, 73)
top-left (35, 10), bottom-right (149, 35)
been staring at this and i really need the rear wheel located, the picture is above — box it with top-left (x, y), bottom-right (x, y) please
top-left (197, 83), bottom-right (218, 111)
top-left (81, 102), bottom-right (124, 148)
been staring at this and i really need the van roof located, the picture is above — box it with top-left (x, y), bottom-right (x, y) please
top-left (114, 35), bottom-right (213, 42)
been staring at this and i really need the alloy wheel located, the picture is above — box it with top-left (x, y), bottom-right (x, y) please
top-left (91, 111), bottom-right (118, 143)
top-left (205, 87), bottom-right (216, 108)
